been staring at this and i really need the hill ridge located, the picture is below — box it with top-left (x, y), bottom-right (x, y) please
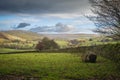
top-left (0, 30), bottom-right (43, 41)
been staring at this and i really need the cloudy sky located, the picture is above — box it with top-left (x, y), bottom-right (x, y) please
top-left (0, 0), bottom-right (96, 34)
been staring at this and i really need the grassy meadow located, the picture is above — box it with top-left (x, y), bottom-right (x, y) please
top-left (0, 53), bottom-right (119, 80)
top-left (0, 48), bottom-right (26, 53)
top-left (0, 30), bottom-right (120, 80)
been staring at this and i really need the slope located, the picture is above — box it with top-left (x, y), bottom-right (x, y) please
top-left (0, 32), bottom-right (26, 41)
top-left (2, 30), bottom-right (43, 41)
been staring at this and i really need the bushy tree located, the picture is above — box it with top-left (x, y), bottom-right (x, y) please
top-left (89, 0), bottom-right (120, 40)
top-left (35, 41), bottom-right (44, 51)
top-left (35, 37), bottom-right (59, 51)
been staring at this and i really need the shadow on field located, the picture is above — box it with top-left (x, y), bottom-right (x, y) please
top-left (0, 75), bottom-right (119, 80)
top-left (0, 75), bottom-right (41, 80)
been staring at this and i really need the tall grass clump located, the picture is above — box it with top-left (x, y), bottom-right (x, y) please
top-left (97, 43), bottom-right (120, 70)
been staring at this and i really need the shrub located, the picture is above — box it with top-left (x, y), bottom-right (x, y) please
top-left (35, 41), bottom-right (44, 51)
top-left (99, 43), bottom-right (120, 70)
top-left (35, 37), bottom-right (59, 51)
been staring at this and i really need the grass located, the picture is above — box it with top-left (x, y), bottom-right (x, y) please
top-left (0, 48), bottom-right (30, 53)
top-left (79, 40), bottom-right (120, 46)
top-left (0, 48), bottom-right (20, 53)
top-left (55, 40), bottom-right (68, 48)
top-left (0, 53), bottom-right (119, 80)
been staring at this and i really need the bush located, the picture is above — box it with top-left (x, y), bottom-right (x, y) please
top-left (99, 43), bottom-right (120, 70)
top-left (35, 37), bottom-right (59, 51)
top-left (35, 42), bottom-right (44, 51)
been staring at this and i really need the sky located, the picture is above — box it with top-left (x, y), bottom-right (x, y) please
top-left (0, 0), bottom-right (96, 34)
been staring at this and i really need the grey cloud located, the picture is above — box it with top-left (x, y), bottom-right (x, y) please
top-left (0, 0), bottom-right (90, 14)
top-left (30, 23), bottom-right (75, 33)
top-left (16, 23), bottom-right (30, 28)
top-left (55, 23), bottom-right (74, 32)
top-left (30, 26), bottom-right (54, 32)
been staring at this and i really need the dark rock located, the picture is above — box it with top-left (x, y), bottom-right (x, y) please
top-left (81, 51), bottom-right (97, 63)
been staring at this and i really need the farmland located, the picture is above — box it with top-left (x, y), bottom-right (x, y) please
top-left (0, 53), bottom-right (119, 80)
top-left (0, 30), bottom-right (120, 80)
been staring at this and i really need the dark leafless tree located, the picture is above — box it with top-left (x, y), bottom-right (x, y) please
top-left (88, 0), bottom-right (120, 40)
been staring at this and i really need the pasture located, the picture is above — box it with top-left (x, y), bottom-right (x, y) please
top-left (0, 53), bottom-right (119, 80)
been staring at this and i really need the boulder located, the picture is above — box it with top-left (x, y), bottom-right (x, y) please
top-left (81, 51), bottom-right (97, 63)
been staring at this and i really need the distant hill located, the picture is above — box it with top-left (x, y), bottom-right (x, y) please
top-left (0, 30), bottom-right (43, 41)
top-left (0, 32), bottom-right (9, 40)
top-left (42, 34), bottom-right (98, 40)
top-left (0, 32), bottom-right (26, 41)
top-left (0, 30), bottom-right (99, 42)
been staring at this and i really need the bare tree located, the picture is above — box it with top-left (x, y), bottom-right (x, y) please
top-left (89, 0), bottom-right (120, 40)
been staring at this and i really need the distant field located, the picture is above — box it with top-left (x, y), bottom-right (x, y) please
top-left (0, 48), bottom-right (32, 53)
top-left (55, 40), bottom-right (68, 48)
top-left (0, 53), bottom-right (119, 80)
top-left (80, 41), bottom-right (119, 46)
top-left (0, 48), bottom-right (21, 53)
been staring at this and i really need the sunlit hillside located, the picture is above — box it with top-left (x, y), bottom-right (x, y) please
top-left (2, 30), bottom-right (43, 41)
top-left (0, 32), bottom-right (26, 41)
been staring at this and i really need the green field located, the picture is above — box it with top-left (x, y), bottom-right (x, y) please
top-left (0, 48), bottom-right (22, 53)
top-left (0, 53), bottom-right (119, 80)
top-left (0, 48), bottom-right (29, 53)
top-left (55, 40), bottom-right (68, 48)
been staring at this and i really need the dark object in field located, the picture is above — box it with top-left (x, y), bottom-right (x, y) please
top-left (81, 52), bottom-right (97, 63)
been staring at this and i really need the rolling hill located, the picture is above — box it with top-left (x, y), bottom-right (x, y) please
top-left (42, 34), bottom-right (98, 40)
top-left (0, 30), bottom-right (43, 41)
top-left (0, 30), bottom-right (99, 42)
top-left (0, 32), bottom-right (26, 41)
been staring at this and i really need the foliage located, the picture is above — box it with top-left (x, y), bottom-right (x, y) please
top-left (97, 43), bottom-right (120, 70)
top-left (89, 0), bottom-right (120, 40)
top-left (0, 42), bottom-right (35, 49)
top-left (35, 41), bottom-right (44, 51)
top-left (35, 37), bottom-right (59, 51)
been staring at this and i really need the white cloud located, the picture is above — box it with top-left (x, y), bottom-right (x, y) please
top-left (30, 23), bottom-right (75, 33)
top-left (55, 23), bottom-right (75, 32)
top-left (42, 13), bottom-right (82, 19)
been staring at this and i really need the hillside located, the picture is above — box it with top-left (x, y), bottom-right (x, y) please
top-left (42, 34), bottom-right (98, 40)
top-left (0, 32), bottom-right (26, 41)
top-left (0, 32), bottom-right (9, 40)
top-left (0, 30), bottom-right (99, 42)
top-left (1, 30), bottom-right (43, 41)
